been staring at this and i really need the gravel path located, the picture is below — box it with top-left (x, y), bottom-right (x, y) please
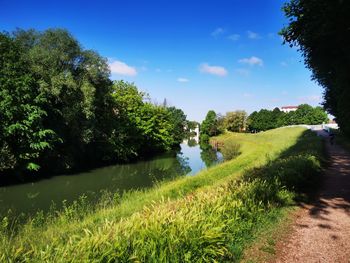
top-left (274, 130), bottom-right (350, 263)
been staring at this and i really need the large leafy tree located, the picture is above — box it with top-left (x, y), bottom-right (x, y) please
top-left (0, 33), bottom-right (57, 174)
top-left (224, 110), bottom-right (247, 132)
top-left (167, 106), bottom-right (187, 145)
top-left (200, 110), bottom-right (219, 142)
top-left (1, 29), bottom-right (187, 177)
top-left (281, 0), bottom-right (350, 136)
top-left (294, 104), bottom-right (328, 125)
top-left (247, 108), bottom-right (283, 132)
top-left (112, 81), bottom-right (184, 157)
top-left (111, 80), bottom-right (146, 159)
top-left (13, 29), bottom-right (115, 170)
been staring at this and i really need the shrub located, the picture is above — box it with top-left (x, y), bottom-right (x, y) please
top-left (220, 140), bottom-right (241, 160)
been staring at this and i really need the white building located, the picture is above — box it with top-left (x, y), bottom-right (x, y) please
top-left (280, 106), bottom-right (298, 113)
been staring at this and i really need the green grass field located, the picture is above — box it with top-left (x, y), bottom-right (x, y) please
top-left (0, 127), bottom-right (325, 262)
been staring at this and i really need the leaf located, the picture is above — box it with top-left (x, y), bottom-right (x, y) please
top-left (26, 162), bottom-right (41, 171)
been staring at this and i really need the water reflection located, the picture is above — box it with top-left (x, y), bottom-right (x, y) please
top-left (199, 142), bottom-right (221, 168)
top-left (0, 140), bottom-right (221, 216)
top-left (180, 137), bottom-right (223, 175)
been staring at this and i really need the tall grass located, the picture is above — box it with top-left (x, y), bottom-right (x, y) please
top-left (220, 140), bottom-right (241, 160)
top-left (0, 127), bottom-right (324, 262)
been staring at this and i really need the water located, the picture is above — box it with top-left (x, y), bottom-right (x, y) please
top-left (0, 141), bottom-right (222, 216)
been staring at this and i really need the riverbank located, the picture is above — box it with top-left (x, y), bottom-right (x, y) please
top-left (0, 127), bottom-right (325, 262)
top-left (0, 141), bottom-right (221, 217)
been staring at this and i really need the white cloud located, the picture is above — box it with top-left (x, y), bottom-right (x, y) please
top-left (228, 34), bottom-right (240, 41)
top-left (109, 60), bottom-right (137, 76)
top-left (235, 68), bottom-right (250, 76)
top-left (177, 77), bottom-right (189, 83)
top-left (199, 63), bottom-right (228, 76)
top-left (211, 27), bottom-right (225, 37)
top-left (238, 56), bottom-right (263, 66)
top-left (247, 30), bottom-right (260, 39)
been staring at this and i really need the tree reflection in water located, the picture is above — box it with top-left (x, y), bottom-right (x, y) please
top-left (199, 142), bottom-right (220, 168)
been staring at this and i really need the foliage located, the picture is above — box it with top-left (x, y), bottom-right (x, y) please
top-left (0, 127), bottom-right (324, 262)
top-left (0, 32), bottom-right (58, 174)
top-left (186, 120), bottom-right (199, 131)
top-left (296, 104), bottom-right (328, 124)
top-left (220, 140), bottom-right (241, 160)
top-left (248, 104), bottom-right (328, 132)
top-left (111, 81), bottom-right (186, 157)
top-left (224, 110), bottom-right (247, 132)
top-left (0, 29), bottom-right (187, 177)
top-left (187, 138), bottom-right (198, 147)
top-left (199, 142), bottom-right (219, 167)
top-left (167, 106), bottom-right (187, 144)
top-left (280, 0), bottom-right (350, 137)
top-left (216, 113), bottom-right (226, 134)
top-left (247, 108), bottom-right (283, 132)
top-left (200, 110), bottom-right (219, 138)
top-left (185, 120), bottom-right (199, 137)
top-left (200, 110), bottom-right (248, 136)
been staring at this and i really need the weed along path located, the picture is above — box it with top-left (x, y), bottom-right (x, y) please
top-left (274, 130), bottom-right (350, 263)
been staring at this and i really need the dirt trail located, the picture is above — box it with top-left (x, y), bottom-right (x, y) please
top-left (274, 130), bottom-right (350, 263)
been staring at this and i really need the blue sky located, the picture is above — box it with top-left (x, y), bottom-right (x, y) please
top-left (0, 0), bottom-right (324, 121)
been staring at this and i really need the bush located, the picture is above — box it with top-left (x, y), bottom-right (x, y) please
top-left (220, 140), bottom-right (241, 160)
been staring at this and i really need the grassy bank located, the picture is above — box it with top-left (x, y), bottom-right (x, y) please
top-left (0, 127), bottom-right (325, 262)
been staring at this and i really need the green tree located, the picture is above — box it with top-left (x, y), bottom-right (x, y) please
top-left (15, 28), bottom-right (115, 170)
top-left (281, 0), bottom-right (350, 136)
top-left (216, 113), bottom-right (226, 134)
top-left (313, 106), bottom-right (329, 124)
top-left (167, 107), bottom-right (187, 145)
top-left (110, 80), bottom-right (145, 160)
top-left (112, 81), bottom-right (183, 157)
top-left (247, 109), bottom-right (279, 131)
top-left (294, 104), bottom-right (314, 124)
top-left (248, 105), bottom-right (328, 132)
top-left (200, 110), bottom-right (218, 142)
top-left (185, 120), bottom-right (199, 137)
top-left (139, 103), bottom-right (175, 153)
top-left (224, 110), bottom-right (247, 132)
top-left (0, 32), bottom-right (58, 173)
top-left (186, 121), bottom-right (198, 131)
top-left (1, 29), bottom-right (188, 177)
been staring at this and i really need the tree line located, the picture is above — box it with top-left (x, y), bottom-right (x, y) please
top-left (0, 29), bottom-right (187, 179)
top-left (281, 0), bottom-right (350, 137)
top-left (200, 104), bottom-right (328, 140)
top-left (248, 104), bottom-right (328, 132)
top-left (200, 110), bottom-right (247, 142)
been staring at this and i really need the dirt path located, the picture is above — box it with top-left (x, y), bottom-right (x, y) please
top-left (274, 130), bottom-right (350, 263)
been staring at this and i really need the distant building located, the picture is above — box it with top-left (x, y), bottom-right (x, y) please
top-left (280, 106), bottom-right (298, 113)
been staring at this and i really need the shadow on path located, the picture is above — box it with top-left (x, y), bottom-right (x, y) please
top-left (310, 130), bottom-right (350, 219)
top-left (275, 129), bottom-right (350, 263)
